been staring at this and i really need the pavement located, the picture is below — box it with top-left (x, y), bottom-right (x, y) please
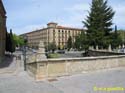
top-left (50, 68), bottom-right (125, 93)
top-left (0, 55), bottom-right (18, 74)
top-left (0, 72), bottom-right (63, 93)
top-left (0, 52), bottom-right (63, 93)
top-left (0, 51), bottom-right (125, 93)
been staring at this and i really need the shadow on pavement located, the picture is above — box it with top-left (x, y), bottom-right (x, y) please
top-left (0, 54), bottom-right (14, 68)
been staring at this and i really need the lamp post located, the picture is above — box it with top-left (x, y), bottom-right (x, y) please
top-left (23, 35), bottom-right (28, 71)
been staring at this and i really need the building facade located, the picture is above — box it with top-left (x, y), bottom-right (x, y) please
top-left (21, 22), bottom-right (84, 49)
top-left (0, 0), bottom-right (6, 62)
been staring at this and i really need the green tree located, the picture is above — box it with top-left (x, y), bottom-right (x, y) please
top-left (67, 36), bottom-right (72, 51)
top-left (74, 32), bottom-right (89, 51)
top-left (5, 31), bottom-right (10, 52)
top-left (46, 42), bottom-right (57, 53)
top-left (83, 0), bottom-right (115, 49)
top-left (80, 32), bottom-right (89, 51)
top-left (110, 25), bottom-right (122, 49)
top-left (118, 30), bottom-right (125, 45)
top-left (13, 34), bottom-right (25, 47)
top-left (9, 29), bottom-right (15, 53)
top-left (19, 37), bottom-right (25, 46)
top-left (6, 30), bottom-right (24, 53)
top-left (74, 35), bottom-right (81, 50)
top-left (5, 30), bottom-right (14, 53)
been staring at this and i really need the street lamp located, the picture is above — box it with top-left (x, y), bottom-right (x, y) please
top-left (23, 35), bottom-right (28, 71)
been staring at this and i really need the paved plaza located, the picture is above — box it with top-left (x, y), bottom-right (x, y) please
top-left (50, 68), bottom-right (125, 93)
top-left (0, 68), bottom-right (125, 93)
top-left (0, 54), bottom-right (62, 93)
top-left (0, 53), bottom-right (125, 93)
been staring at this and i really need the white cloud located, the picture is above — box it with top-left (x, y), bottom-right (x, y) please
top-left (5, 0), bottom-right (125, 35)
top-left (111, 4), bottom-right (125, 29)
top-left (62, 3), bottom-right (90, 28)
top-left (113, 5), bottom-right (125, 19)
top-left (65, 3), bottom-right (89, 12)
top-left (64, 2), bottom-right (125, 30)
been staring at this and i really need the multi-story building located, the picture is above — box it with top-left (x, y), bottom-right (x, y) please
top-left (21, 22), bottom-right (84, 49)
top-left (0, 0), bottom-right (7, 62)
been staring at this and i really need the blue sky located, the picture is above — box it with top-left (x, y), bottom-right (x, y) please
top-left (3, 0), bottom-right (125, 35)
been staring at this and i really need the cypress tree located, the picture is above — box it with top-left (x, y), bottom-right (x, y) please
top-left (9, 29), bottom-right (15, 53)
top-left (5, 31), bottom-right (9, 52)
top-left (74, 35), bottom-right (81, 50)
top-left (83, 0), bottom-right (115, 49)
top-left (111, 25), bottom-right (122, 49)
top-left (67, 36), bottom-right (72, 51)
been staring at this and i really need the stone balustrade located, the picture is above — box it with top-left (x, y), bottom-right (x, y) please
top-left (27, 55), bottom-right (125, 81)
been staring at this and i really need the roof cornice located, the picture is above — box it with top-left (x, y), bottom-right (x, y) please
top-left (0, 0), bottom-right (6, 14)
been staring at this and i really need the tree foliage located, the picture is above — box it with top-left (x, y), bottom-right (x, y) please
top-left (74, 35), bottom-right (81, 50)
top-left (9, 29), bottom-right (15, 53)
top-left (118, 30), bottom-right (125, 45)
top-left (67, 36), bottom-right (72, 51)
top-left (83, 0), bottom-right (115, 49)
top-left (45, 42), bottom-right (57, 53)
top-left (6, 29), bottom-right (24, 53)
top-left (110, 26), bottom-right (122, 49)
top-left (74, 32), bottom-right (89, 51)
top-left (13, 34), bottom-right (25, 47)
top-left (5, 31), bottom-right (11, 52)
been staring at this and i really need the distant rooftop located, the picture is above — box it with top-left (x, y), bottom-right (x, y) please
top-left (20, 22), bottom-right (84, 35)
top-left (57, 26), bottom-right (82, 30)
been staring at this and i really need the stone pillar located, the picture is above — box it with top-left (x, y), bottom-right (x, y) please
top-left (108, 44), bottom-right (112, 52)
top-left (91, 46), bottom-right (94, 50)
top-left (89, 46), bottom-right (92, 50)
top-left (96, 45), bottom-right (98, 51)
top-left (122, 44), bottom-right (125, 48)
top-left (119, 45), bottom-right (121, 49)
top-left (89, 46), bottom-right (94, 50)
top-left (36, 41), bottom-right (47, 61)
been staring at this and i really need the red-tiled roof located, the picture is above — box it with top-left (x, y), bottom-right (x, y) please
top-left (57, 26), bottom-right (82, 30)
top-left (20, 23), bottom-right (84, 35)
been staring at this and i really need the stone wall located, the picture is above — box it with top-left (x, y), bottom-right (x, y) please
top-left (27, 55), bottom-right (125, 80)
top-left (0, 0), bottom-right (6, 62)
top-left (83, 50), bottom-right (125, 57)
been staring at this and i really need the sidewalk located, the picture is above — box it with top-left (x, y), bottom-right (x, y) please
top-left (0, 52), bottom-right (63, 93)
top-left (0, 54), bottom-right (18, 74)
top-left (0, 53), bottom-right (62, 93)
top-left (1, 52), bottom-right (125, 93)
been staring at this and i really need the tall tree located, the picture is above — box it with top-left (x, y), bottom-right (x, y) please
top-left (118, 30), bottom-right (125, 45)
top-left (74, 35), bottom-right (81, 50)
top-left (80, 32), bottom-right (89, 51)
top-left (9, 29), bottom-right (15, 53)
top-left (67, 36), bottom-right (72, 51)
top-left (5, 31), bottom-right (12, 53)
top-left (13, 34), bottom-right (25, 47)
top-left (83, 0), bottom-right (115, 49)
top-left (110, 25), bottom-right (122, 49)
top-left (45, 42), bottom-right (57, 53)
top-left (5, 31), bottom-right (10, 52)
top-left (74, 32), bottom-right (89, 51)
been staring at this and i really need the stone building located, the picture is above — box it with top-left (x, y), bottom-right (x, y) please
top-left (21, 22), bottom-right (84, 49)
top-left (0, 0), bottom-right (7, 62)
